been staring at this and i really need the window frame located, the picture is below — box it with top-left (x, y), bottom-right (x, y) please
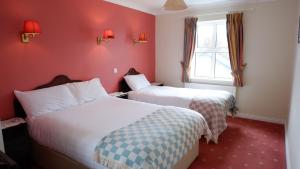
top-left (190, 18), bottom-right (233, 86)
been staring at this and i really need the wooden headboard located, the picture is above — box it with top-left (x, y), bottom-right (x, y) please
top-left (14, 75), bottom-right (82, 118)
top-left (119, 68), bottom-right (141, 92)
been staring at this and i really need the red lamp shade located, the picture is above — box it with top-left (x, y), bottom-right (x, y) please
top-left (102, 29), bottom-right (114, 39)
top-left (23, 20), bottom-right (41, 34)
top-left (138, 33), bottom-right (147, 41)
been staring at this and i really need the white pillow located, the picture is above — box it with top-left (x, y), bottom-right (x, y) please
top-left (66, 78), bottom-right (108, 104)
top-left (14, 85), bottom-right (78, 118)
top-left (124, 74), bottom-right (151, 91)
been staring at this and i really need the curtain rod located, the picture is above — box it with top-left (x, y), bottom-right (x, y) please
top-left (186, 8), bottom-right (254, 18)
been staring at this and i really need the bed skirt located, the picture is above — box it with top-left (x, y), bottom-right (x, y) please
top-left (31, 139), bottom-right (199, 169)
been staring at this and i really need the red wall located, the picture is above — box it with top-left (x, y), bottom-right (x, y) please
top-left (0, 0), bottom-right (155, 119)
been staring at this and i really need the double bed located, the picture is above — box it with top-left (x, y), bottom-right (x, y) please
top-left (120, 68), bottom-right (237, 143)
top-left (14, 75), bottom-right (212, 169)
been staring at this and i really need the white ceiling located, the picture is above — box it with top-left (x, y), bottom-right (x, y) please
top-left (104, 0), bottom-right (277, 15)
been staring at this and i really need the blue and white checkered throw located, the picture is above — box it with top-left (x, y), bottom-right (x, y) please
top-left (94, 107), bottom-right (211, 169)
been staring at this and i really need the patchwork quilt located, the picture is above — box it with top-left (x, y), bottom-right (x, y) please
top-left (94, 107), bottom-right (211, 169)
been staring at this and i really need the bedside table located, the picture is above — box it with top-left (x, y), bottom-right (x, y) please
top-left (2, 118), bottom-right (31, 169)
top-left (110, 92), bottom-right (128, 99)
top-left (151, 82), bottom-right (164, 86)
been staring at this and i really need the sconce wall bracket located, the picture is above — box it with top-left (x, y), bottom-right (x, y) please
top-left (21, 33), bottom-right (39, 43)
top-left (133, 39), bottom-right (148, 44)
top-left (97, 36), bottom-right (104, 45)
top-left (97, 29), bottom-right (114, 45)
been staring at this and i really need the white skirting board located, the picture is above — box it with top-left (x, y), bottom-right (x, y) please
top-left (285, 122), bottom-right (291, 169)
top-left (234, 113), bottom-right (286, 124)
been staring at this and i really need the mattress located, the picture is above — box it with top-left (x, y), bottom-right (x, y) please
top-left (27, 96), bottom-right (207, 169)
top-left (128, 86), bottom-right (235, 110)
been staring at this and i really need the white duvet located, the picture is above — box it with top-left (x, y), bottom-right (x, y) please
top-left (27, 96), bottom-right (207, 169)
top-left (128, 86), bottom-right (234, 109)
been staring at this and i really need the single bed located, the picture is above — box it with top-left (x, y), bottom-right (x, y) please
top-left (14, 75), bottom-right (212, 169)
top-left (120, 68), bottom-right (237, 143)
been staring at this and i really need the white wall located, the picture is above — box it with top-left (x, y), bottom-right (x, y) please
top-left (287, 0), bottom-right (300, 168)
top-left (156, 0), bottom-right (297, 120)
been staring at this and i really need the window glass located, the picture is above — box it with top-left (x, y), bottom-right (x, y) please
top-left (217, 24), bottom-right (228, 48)
top-left (194, 52), bottom-right (213, 78)
top-left (191, 19), bottom-right (233, 83)
top-left (197, 24), bottom-right (214, 48)
top-left (215, 53), bottom-right (232, 79)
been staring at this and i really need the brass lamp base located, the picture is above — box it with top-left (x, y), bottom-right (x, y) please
top-left (21, 33), bottom-right (39, 43)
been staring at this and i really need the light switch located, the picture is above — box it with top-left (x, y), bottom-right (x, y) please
top-left (113, 68), bottom-right (118, 74)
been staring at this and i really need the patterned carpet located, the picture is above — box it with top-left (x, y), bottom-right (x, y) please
top-left (189, 117), bottom-right (286, 169)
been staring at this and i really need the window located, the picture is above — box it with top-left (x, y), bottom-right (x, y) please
top-left (190, 19), bottom-right (233, 84)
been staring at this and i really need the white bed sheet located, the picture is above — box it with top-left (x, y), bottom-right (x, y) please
top-left (27, 96), bottom-right (164, 169)
top-left (128, 86), bottom-right (233, 108)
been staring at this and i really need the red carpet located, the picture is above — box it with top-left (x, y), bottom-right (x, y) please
top-left (189, 117), bottom-right (286, 169)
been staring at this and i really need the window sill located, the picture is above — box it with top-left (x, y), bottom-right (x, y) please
top-left (189, 78), bottom-right (233, 86)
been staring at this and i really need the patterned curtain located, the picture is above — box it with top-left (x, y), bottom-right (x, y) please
top-left (226, 13), bottom-right (247, 87)
top-left (181, 17), bottom-right (198, 82)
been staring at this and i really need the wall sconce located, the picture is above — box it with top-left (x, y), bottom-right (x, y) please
top-left (21, 20), bottom-right (41, 43)
top-left (134, 33), bottom-right (148, 44)
top-left (97, 29), bottom-right (114, 45)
